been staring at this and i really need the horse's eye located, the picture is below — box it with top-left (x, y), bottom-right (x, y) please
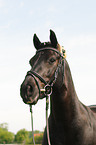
top-left (49, 58), bottom-right (56, 64)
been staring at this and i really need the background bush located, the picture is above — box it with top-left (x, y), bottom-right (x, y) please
top-left (0, 123), bottom-right (14, 143)
top-left (0, 123), bottom-right (43, 144)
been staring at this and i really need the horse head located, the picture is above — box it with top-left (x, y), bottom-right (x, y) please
top-left (20, 30), bottom-right (66, 105)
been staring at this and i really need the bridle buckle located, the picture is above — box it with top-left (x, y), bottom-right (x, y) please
top-left (41, 84), bottom-right (52, 96)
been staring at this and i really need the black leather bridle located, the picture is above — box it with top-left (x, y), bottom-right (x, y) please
top-left (27, 47), bottom-right (65, 145)
top-left (26, 47), bottom-right (65, 98)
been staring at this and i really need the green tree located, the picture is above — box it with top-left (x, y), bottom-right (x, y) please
top-left (28, 130), bottom-right (41, 138)
top-left (35, 133), bottom-right (43, 144)
top-left (27, 131), bottom-right (43, 144)
top-left (0, 128), bottom-right (14, 143)
top-left (15, 129), bottom-right (28, 143)
top-left (0, 123), bottom-right (8, 131)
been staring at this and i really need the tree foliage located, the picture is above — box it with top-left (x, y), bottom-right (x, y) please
top-left (34, 133), bottom-right (43, 144)
top-left (0, 123), bottom-right (8, 131)
top-left (27, 131), bottom-right (43, 144)
top-left (15, 128), bottom-right (29, 143)
top-left (0, 126), bottom-right (14, 143)
top-left (0, 123), bottom-right (43, 144)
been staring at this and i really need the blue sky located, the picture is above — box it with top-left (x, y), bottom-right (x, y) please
top-left (0, 0), bottom-right (96, 134)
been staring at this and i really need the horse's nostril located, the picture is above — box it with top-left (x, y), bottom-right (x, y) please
top-left (28, 85), bottom-right (33, 92)
top-left (26, 85), bottom-right (33, 97)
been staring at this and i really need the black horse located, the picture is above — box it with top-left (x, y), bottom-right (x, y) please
top-left (20, 30), bottom-right (96, 145)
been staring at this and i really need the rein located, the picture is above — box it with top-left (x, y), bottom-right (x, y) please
top-left (27, 47), bottom-right (66, 145)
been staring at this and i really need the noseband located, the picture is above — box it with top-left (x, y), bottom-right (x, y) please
top-left (27, 47), bottom-right (65, 97)
top-left (27, 47), bottom-right (65, 145)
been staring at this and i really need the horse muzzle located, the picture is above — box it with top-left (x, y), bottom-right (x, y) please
top-left (20, 76), bottom-right (39, 105)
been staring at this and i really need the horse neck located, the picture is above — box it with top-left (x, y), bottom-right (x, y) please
top-left (50, 59), bottom-right (79, 126)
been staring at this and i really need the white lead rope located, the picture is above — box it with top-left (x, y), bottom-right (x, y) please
top-left (30, 95), bottom-right (51, 145)
top-left (46, 96), bottom-right (51, 145)
top-left (30, 105), bottom-right (35, 145)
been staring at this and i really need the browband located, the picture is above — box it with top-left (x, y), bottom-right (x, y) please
top-left (36, 47), bottom-right (66, 58)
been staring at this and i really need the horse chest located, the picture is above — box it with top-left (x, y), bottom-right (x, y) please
top-left (47, 119), bottom-right (95, 145)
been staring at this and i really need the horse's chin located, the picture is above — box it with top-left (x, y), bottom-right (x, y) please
top-left (23, 95), bottom-right (39, 105)
top-left (22, 92), bottom-right (46, 105)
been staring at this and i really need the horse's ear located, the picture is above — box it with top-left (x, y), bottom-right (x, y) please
top-left (33, 34), bottom-right (41, 50)
top-left (50, 30), bottom-right (58, 48)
